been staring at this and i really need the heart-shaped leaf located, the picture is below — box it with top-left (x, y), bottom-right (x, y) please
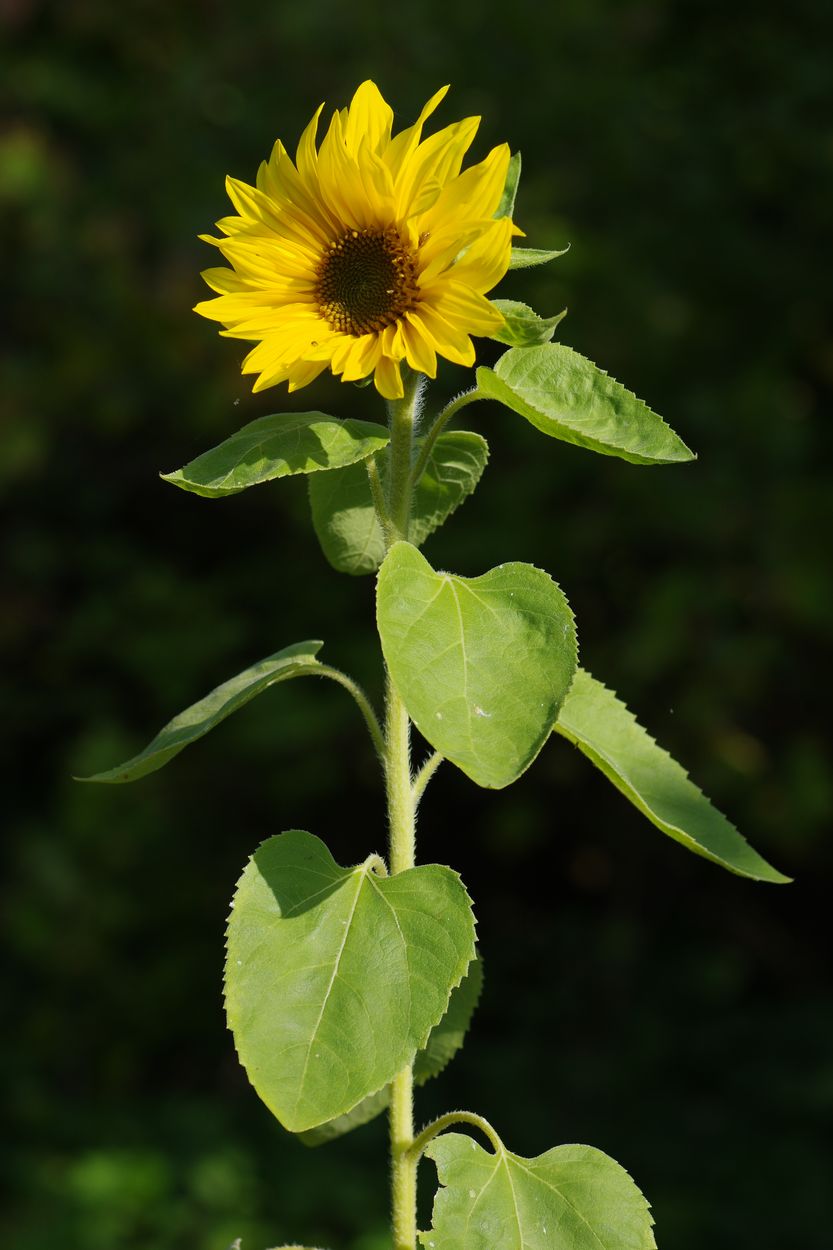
top-left (377, 543), bottom-right (577, 789)
top-left (161, 412), bottom-right (390, 498)
top-left (554, 669), bottom-right (789, 882)
top-left (225, 830), bottom-right (476, 1133)
top-left (490, 300), bottom-right (567, 348)
top-left (309, 432), bottom-right (489, 576)
top-left (477, 344), bottom-right (694, 464)
top-left (423, 1133), bottom-right (656, 1250)
top-left (299, 956), bottom-right (483, 1146)
top-left (78, 641), bottom-right (323, 783)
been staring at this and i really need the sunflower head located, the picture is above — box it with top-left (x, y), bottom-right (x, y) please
top-left (195, 82), bottom-right (520, 400)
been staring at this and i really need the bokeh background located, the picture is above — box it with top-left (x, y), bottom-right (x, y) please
top-left (4, 1), bottom-right (832, 1247)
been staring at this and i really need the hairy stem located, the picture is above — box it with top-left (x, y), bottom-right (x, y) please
top-left (409, 387), bottom-right (483, 490)
top-left (407, 1110), bottom-right (504, 1164)
top-left (314, 665), bottom-right (386, 761)
top-left (383, 368), bottom-right (424, 1250)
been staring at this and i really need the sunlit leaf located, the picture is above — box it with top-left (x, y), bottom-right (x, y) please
top-left (299, 957), bottom-right (483, 1146)
top-left (225, 830), bottom-right (476, 1133)
top-left (377, 543), bottom-right (577, 789)
top-left (477, 344), bottom-right (694, 465)
top-left (78, 642), bottom-right (323, 783)
top-left (423, 1132), bottom-right (655, 1250)
top-left (554, 669), bottom-right (789, 882)
top-left (161, 412), bottom-right (390, 498)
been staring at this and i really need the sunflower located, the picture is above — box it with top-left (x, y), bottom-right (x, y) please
top-left (195, 82), bottom-right (519, 401)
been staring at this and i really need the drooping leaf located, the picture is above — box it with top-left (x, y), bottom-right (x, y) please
top-left (78, 642), bottom-right (323, 783)
top-left (377, 543), bottom-right (577, 789)
top-left (554, 669), bottom-right (789, 882)
top-left (299, 956), bottom-right (483, 1146)
top-left (507, 245), bottom-right (570, 269)
top-left (225, 830), bottom-right (476, 1133)
top-left (477, 344), bottom-right (694, 465)
top-left (495, 151), bottom-right (521, 220)
top-left (309, 432), bottom-right (489, 576)
top-left (423, 1133), bottom-right (656, 1250)
top-left (161, 412), bottom-right (390, 498)
top-left (490, 300), bottom-right (567, 348)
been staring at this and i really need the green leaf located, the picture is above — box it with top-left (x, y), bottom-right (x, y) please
top-left (161, 412), bottom-right (390, 498)
top-left (308, 431), bottom-right (489, 576)
top-left (495, 151), bottom-right (521, 220)
top-left (507, 245), bottom-right (569, 269)
top-left (554, 669), bottom-right (789, 883)
top-left (78, 642), bottom-right (323, 784)
top-left (225, 830), bottom-right (476, 1133)
top-left (377, 543), bottom-right (577, 789)
top-left (490, 300), bottom-right (567, 348)
top-left (299, 956), bottom-right (483, 1146)
top-left (477, 344), bottom-right (694, 465)
top-left (423, 1133), bottom-right (656, 1250)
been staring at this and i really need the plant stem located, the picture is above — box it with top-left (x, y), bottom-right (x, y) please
top-left (383, 369), bottom-right (423, 1250)
top-left (409, 387), bottom-right (483, 490)
top-left (407, 1110), bottom-right (504, 1163)
top-left (314, 665), bottom-right (386, 761)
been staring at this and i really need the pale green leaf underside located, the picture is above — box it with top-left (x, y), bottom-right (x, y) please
top-left (78, 641), bottom-right (323, 783)
top-left (495, 151), bottom-right (521, 220)
top-left (423, 1133), bottom-right (656, 1250)
top-left (477, 344), bottom-right (694, 465)
top-left (377, 543), bottom-right (577, 789)
top-left (554, 669), bottom-right (789, 883)
top-left (309, 431), bottom-right (489, 576)
top-left (225, 830), bottom-right (476, 1133)
top-left (161, 412), bottom-right (390, 498)
top-left (508, 245), bottom-right (569, 269)
top-left (299, 956), bottom-right (483, 1146)
top-left (490, 299), bottom-right (567, 348)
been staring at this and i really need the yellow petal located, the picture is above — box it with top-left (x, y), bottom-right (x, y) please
top-left (344, 81), bottom-right (394, 157)
top-left (373, 354), bottom-right (404, 399)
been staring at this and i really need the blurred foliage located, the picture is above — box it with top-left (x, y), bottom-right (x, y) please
top-left (3, 1), bottom-right (832, 1247)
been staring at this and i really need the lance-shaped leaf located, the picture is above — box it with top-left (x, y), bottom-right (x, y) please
top-left (554, 669), bottom-right (789, 882)
top-left (508, 245), bottom-right (570, 269)
top-left (161, 412), bottom-right (390, 498)
top-left (225, 830), bottom-right (476, 1134)
top-left (423, 1133), bottom-right (656, 1250)
top-left (490, 300), bottom-right (567, 348)
top-left (299, 956), bottom-right (483, 1146)
top-left (377, 543), bottom-right (577, 789)
top-left (477, 344), bottom-right (694, 465)
top-left (309, 431), bottom-right (489, 576)
top-left (78, 642), bottom-right (323, 784)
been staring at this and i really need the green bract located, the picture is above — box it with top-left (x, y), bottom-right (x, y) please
top-left (225, 830), bottom-right (476, 1133)
top-left (423, 1134), bottom-right (656, 1250)
top-left (376, 543), bottom-right (577, 789)
top-left (477, 343), bottom-right (694, 464)
top-left (490, 299), bottom-right (567, 348)
top-left (161, 411), bottom-right (390, 497)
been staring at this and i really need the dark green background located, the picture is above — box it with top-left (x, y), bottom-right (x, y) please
top-left (4, 1), bottom-right (832, 1247)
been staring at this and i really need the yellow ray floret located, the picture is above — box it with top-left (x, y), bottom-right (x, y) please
top-left (195, 82), bottom-right (520, 400)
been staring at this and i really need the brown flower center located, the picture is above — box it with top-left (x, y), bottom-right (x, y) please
top-left (315, 226), bottom-right (419, 336)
